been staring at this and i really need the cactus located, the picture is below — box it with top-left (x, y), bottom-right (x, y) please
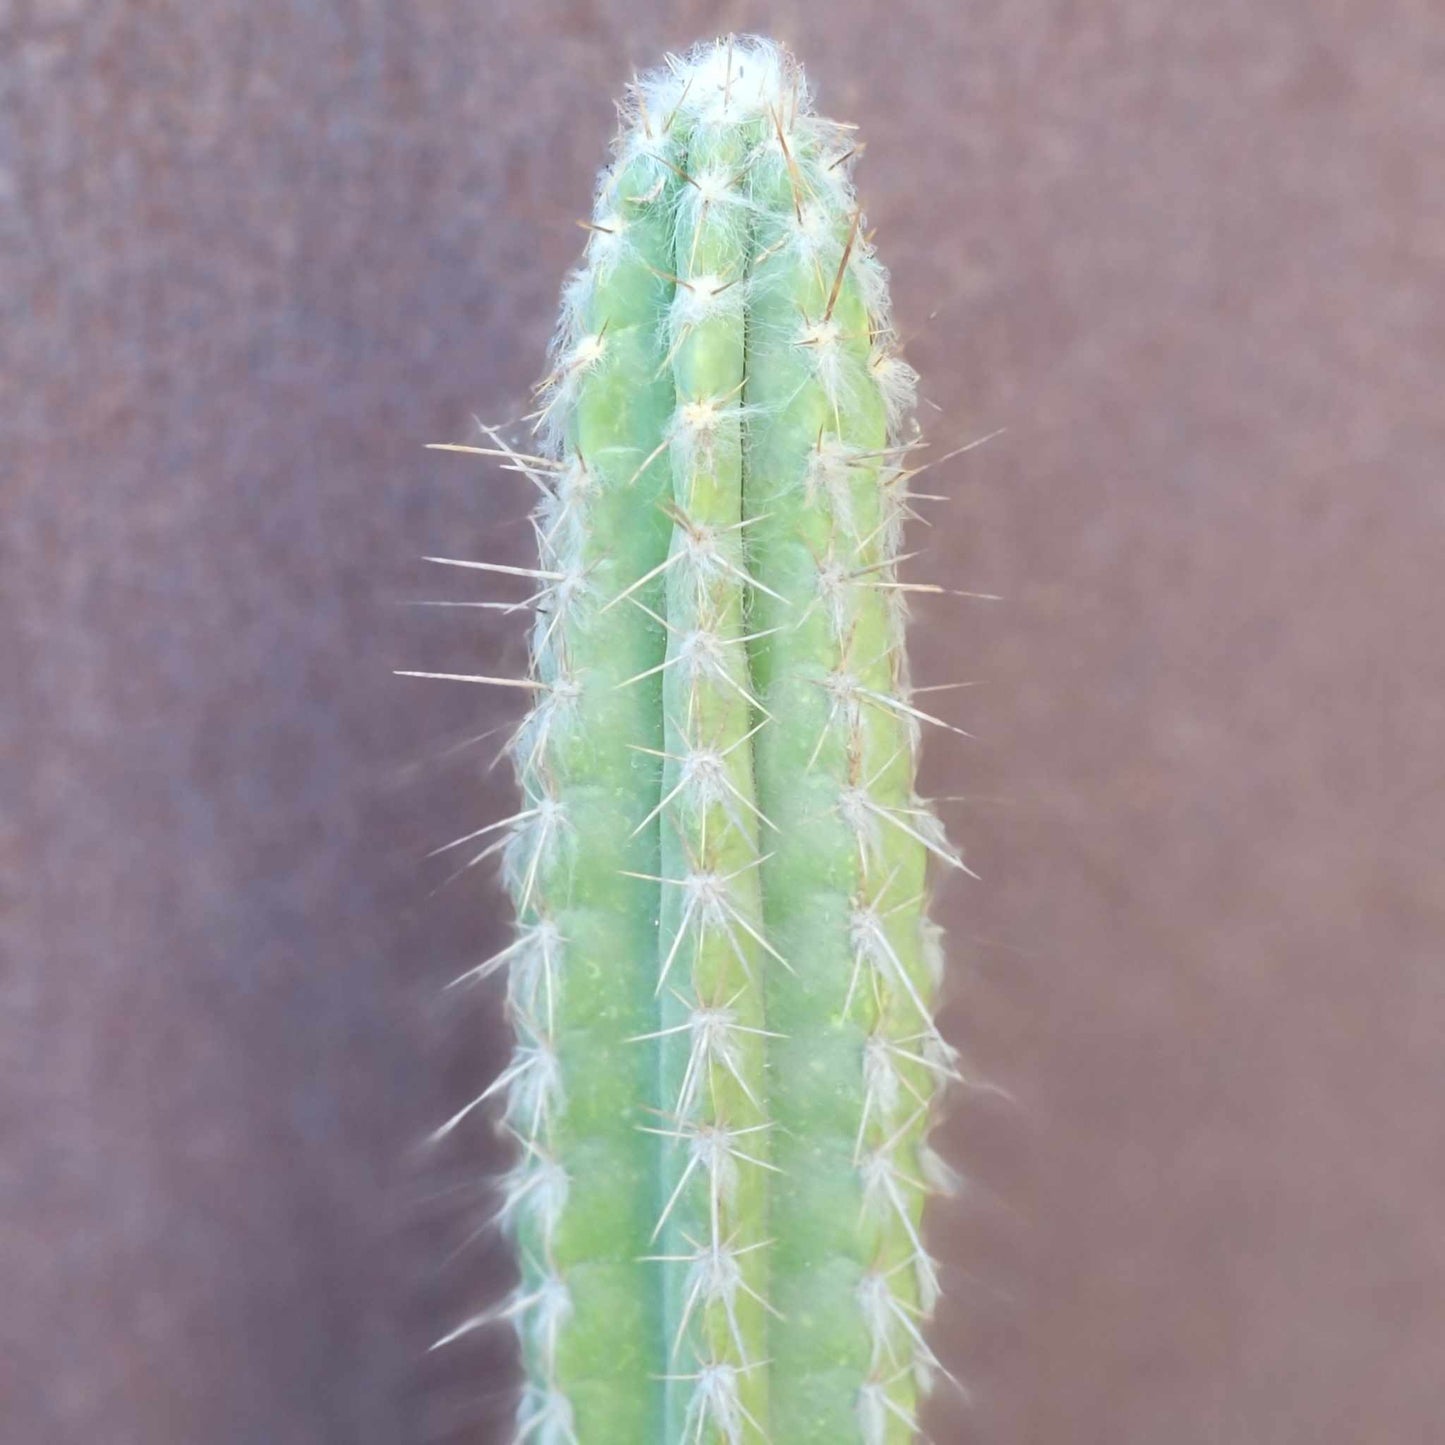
top-left (415, 35), bottom-right (966, 1445)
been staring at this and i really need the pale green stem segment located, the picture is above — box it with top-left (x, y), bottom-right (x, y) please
top-left (482, 37), bottom-right (953, 1445)
top-left (654, 113), bottom-right (773, 1445)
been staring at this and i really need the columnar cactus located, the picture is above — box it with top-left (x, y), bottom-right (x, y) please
top-left (420, 35), bottom-right (966, 1444)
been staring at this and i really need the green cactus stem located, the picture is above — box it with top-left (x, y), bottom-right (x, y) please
top-left (413, 35), bottom-right (966, 1445)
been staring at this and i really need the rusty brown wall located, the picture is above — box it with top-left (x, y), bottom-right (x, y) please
top-left (4, 2), bottom-right (1442, 1442)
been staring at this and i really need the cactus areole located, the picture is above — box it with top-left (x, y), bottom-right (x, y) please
top-left (434, 36), bottom-right (966, 1445)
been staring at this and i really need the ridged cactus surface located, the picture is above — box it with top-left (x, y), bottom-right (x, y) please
top-left (425, 36), bottom-right (965, 1445)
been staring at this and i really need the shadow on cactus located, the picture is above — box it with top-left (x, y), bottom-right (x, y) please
top-left (409, 34), bottom-right (977, 1445)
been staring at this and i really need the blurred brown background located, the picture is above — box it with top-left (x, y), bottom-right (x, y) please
top-left (3, 1), bottom-right (1442, 1442)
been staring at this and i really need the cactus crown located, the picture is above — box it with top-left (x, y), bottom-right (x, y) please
top-left (434, 35), bottom-right (963, 1445)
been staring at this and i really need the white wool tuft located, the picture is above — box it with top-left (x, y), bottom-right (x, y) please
top-left (642, 36), bottom-right (805, 128)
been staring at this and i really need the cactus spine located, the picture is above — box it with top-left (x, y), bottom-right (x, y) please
top-left (428, 36), bottom-right (964, 1445)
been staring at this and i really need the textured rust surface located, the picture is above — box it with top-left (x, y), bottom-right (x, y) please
top-left (5, 3), bottom-right (1443, 1442)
